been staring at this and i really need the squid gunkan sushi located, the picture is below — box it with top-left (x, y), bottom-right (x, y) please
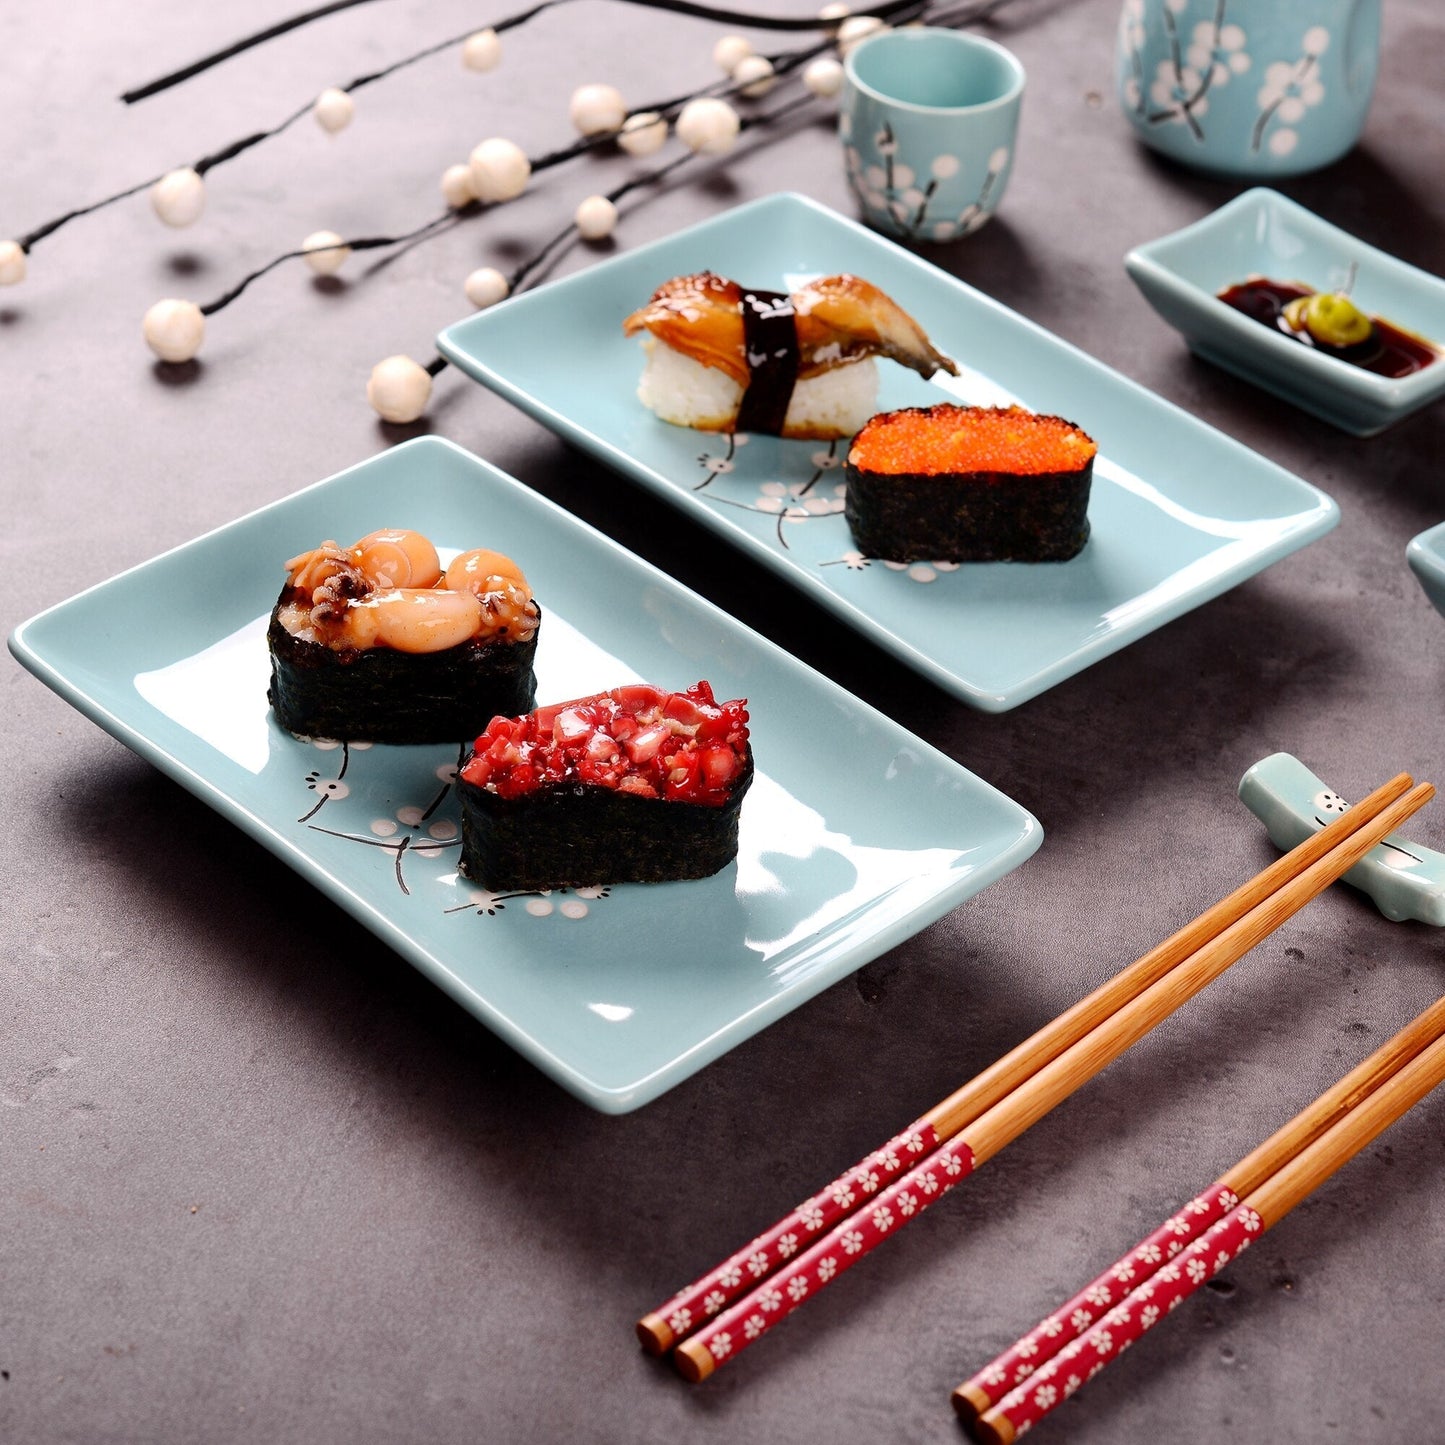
top-left (845, 403), bottom-right (1098, 563)
top-left (622, 271), bottom-right (958, 440)
top-left (267, 529), bottom-right (539, 744)
top-left (457, 681), bottom-right (752, 890)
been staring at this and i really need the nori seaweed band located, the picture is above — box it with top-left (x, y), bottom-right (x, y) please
top-left (735, 287), bottom-right (800, 436)
top-left (267, 602), bottom-right (539, 744)
top-left (458, 750), bottom-right (754, 891)
top-left (845, 404), bottom-right (1096, 563)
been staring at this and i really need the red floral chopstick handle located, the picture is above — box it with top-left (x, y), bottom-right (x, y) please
top-left (678, 1135), bottom-right (977, 1379)
top-left (958, 1179), bottom-right (1241, 1411)
top-left (980, 1204), bottom-right (1264, 1440)
top-left (640, 1117), bottom-right (940, 1351)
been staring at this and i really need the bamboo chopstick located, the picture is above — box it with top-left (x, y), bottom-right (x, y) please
top-left (968, 1025), bottom-right (1445, 1443)
top-left (953, 992), bottom-right (1445, 1422)
top-left (637, 773), bottom-right (1416, 1358)
top-left (660, 779), bottom-right (1432, 1381)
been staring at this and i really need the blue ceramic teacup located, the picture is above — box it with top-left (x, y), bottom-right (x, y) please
top-left (1114, 0), bottom-right (1381, 176)
top-left (840, 28), bottom-right (1025, 244)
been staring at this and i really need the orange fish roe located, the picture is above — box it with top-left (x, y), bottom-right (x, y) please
top-left (848, 404), bottom-right (1097, 478)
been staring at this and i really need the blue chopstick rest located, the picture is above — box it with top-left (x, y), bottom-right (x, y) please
top-left (1239, 753), bottom-right (1445, 926)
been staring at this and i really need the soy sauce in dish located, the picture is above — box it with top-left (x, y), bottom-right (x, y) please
top-left (1217, 277), bottom-right (1439, 380)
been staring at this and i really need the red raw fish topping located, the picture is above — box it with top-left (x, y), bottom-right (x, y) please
top-left (462, 681), bottom-right (750, 805)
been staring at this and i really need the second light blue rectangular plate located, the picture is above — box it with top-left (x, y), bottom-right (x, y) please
top-left (8, 438), bottom-right (1040, 1113)
top-left (438, 192), bottom-right (1339, 712)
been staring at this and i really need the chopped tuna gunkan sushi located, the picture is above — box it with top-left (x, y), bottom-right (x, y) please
top-left (458, 681), bottom-right (752, 890)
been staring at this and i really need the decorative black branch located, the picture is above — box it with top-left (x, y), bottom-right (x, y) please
top-left (121, 0), bottom-right (923, 103)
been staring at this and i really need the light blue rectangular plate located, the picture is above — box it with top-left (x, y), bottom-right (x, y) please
top-left (438, 191), bottom-right (1339, 712)
top-left (1126, 187), bottom-right (1445, 436)
top-left (7, 437), bottom-right (1041, 1113)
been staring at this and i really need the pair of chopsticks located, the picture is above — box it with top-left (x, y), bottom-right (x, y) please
top-left (636, 772), bottom-right (1431, 1380)
top-left (957, 993), bottom-right (1445, 1441)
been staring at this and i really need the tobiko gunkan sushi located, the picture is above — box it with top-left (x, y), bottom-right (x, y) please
top-left (458, 681), bottom-right (752, 890)
top-left (622, 271), bottom-right (958, 439)
top-left (267, 529), bottom-right (539, 743)
top-left (845, 403), bottom-right (1098, 563)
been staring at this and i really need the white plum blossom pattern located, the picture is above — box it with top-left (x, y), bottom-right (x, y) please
top-left (845, 122), bottom-right (1006, 240)
top-left (682, 1132), bottom-right (976, 1372)
top-left (291, 737), bottom-right (612, 918)
top-left (655, 1119), bottom-right (951, 1369)
top-left (1120, 1), bottom-right (1333, 160)
top-left (982, 1208), bottom-right (1265, 1433)
top-left (959, 1184), bottom-right (1242, 1421)
top-left (1139, 1), bottom-right (1250, 139)
top-left (689, 435), bottom-right (964, 581)
top-left (1253, 26), bottom-right (1330, 155)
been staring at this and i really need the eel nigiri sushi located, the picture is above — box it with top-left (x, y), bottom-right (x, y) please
top-left (267, 529), bottom-right (539, 743)
top-left (622, 271), bottom-right (958, 439)
top-left (457, 681), bottom-right (752, 889)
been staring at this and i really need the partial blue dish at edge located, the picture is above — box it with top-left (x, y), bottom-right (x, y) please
top-left (7, 437), bottom-right (1042, 1114)
top-left (439, 191), bottom-right (1339, 712)
top-left (1125, 187), bottom-right (1445, 436)
top-left (1406, 520), bottom-right (1445, 617)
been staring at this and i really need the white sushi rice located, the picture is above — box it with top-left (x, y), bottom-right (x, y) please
top-left (636, 337), bottom-right (878, 438)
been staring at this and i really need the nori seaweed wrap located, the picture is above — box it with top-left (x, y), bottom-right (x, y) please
top-left (267, 606), bottom-right (539, 745)
top-left (457, 682), bottom-right (752, 890)
top-left (845, 403), bottom-right (1097, 563)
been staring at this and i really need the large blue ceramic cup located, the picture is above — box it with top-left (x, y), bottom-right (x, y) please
top-left (840, 28), bottom-right (1025, 243)
top-left (1115, 0), bottom-right (1381, 176)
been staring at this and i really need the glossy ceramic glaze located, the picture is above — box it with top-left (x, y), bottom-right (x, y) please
top-left (1406, 520), bottom-right (1445, 618)
top-left (1115, 0), bottom-right (1380, 176)
top-left (840, 27), bottom-right (1024, 242)
top-left (7, 438), bottom-right (1042, 1113)
top-left (1125, 188), bottom-right (1445, 434)
top-left (1239, 752), bottom-right (1445, 926)
top-left (439, 192), bottom-right (1339, 711)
